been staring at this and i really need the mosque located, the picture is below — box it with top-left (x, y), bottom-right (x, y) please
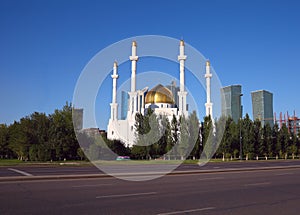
top-left (107, 40), bottom-right (213, 147)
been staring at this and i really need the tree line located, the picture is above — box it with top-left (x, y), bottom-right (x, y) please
top-left (1, 102), bottom-right (299, 161)
top-left (131, 111), bottom-right (300, 160)
top-left (0, 103), bottom-right (79, 161)
top-left (215, 114), bottom-right (300, 160)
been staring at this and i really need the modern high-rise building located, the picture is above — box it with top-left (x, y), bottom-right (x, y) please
top-left (121, 91), bottom-right (129, 120)
top-left (221, 85), bottom-right (243, 123)
top-left (166, 81), bottom-right (180, 108)
top-left (251, 90), bottom-right (274, 127)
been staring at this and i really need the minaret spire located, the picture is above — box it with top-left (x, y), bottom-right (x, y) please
top-left (205, 60), bottom-right (213, 118)
top-left (128, 41), bottom-right (139, 117)
top-left (110, 61), bottom-right (119, 121)
top-left (177, 40), bottom-right (188, 117)
top-left (129, 41), bottom-right (138, 92)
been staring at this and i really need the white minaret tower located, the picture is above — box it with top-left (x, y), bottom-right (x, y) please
top-left (128, 41), bottom-right (139, 118)
top-left (178, 40), bottom-right (188, 117)
top-left (205, 60), bottom-right (213, 118)
top-left (110, 61), bottom-right (119, 121)
top-left (130, 41), bottom-right (138, 92)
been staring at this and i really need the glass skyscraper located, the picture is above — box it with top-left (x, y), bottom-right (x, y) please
top-left (166, 81), bottom-right (180, 108)
top-left (121, 91), bottom-right (129, 120)
top-left (251, 90), bottom-right (274, 127)
top-left (221, 85), bottom-right (243, 123)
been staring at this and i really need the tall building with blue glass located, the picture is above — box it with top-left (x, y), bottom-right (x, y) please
top-left (166, 81), bottom-right (180, 108)
top-left (251, 90), bottom-right (274, 127)
top-left (221, 85), bottom-right (243, 123)
top-left (121, 91), bottom-right (129, 120)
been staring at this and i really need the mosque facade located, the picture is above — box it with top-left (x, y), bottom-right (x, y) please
top-left (107, 40), bottom-right (212, 147)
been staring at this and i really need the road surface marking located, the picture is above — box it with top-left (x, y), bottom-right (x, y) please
top-left (198, 177), bottom-right (224, 181)
top-left (7, 168), bottom-right (33, 176)
top-left (72, 184), bottom-right (112, 188)
top-left (157, 207), bottom-right (215, 215)
top-left (244, 182), bottom-right (270, 187)
top-left (96, 192), bottom-right (157, 199)
top-left (275, 173), bottom-right (294, 176)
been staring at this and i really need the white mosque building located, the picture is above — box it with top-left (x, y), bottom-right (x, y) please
top-left (107, 40), bottom-right (213, 147)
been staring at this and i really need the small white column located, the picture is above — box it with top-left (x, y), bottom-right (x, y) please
top-left (205, 60), bottom-right (213, 118)
top-left (177, 40), bottom-right (188, 117)
top-left (110, 61), bottom-right (119, 121)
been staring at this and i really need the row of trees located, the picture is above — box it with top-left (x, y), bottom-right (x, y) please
top-left (132, 110), bottom-right (300, 160)
top-left (0, 102), bottom-right (131, 161)
top-left (215, 114), bottom-right (300, 160)
top-left (0, 103), bottom-right (79, 161)
top-left (131, 109), bottom-right (199, 160)
top-left (1, 102), bottom-right (300, 161)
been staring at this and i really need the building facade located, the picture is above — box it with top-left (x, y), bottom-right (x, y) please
top-left (221, 85), bottom-right (243, 123)
top-left (107, 40), bottom-right (189, 146)
top-left (251, 90), bottom-right (274, 127)
top-left (73, 108), bottom-right (83, 131)
top-left (107, 40), bottom-right (212, 147)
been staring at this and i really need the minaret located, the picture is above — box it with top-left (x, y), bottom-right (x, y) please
top-left (177, 40), bottom-right (188, 117)
top-left (128, 41), bottom-right (139, 118)
top-left (110, 61), bottom-right (119, 121)
top-left (205, 60), bottom-right (213, 118)
top-left (130, 41), bottom-right (138, 92)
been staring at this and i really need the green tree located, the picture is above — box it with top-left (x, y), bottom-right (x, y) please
top-left (278, 124), bottom-right (289, 159)
top-left (8, 121), bottom-right (29, 161)
top-left (272, 123), bottom-right (280, 158)
top-left (242, 114), bottom-right (254, 160)
top-left (49, 102), bottom-right (79, 160)
top-left (77, 147), bottom-right (87, 160)
top-left (201, 115), bottom-right (213, 159)
top-left (261, 123), bottom-right (272, 158)
top-left (288, 133), bottom-right (297, 159)
top-left (133, 109), bottom-right (158, 159)
top-left (170, 115), bottom-right (179, 159)
top-left (163, 116), bottom-right (173, 160)
top-left (215, 116), bottom-right (226, 159)
top-left (155, 116), bottom-right (171, 159)
top-left (253, 119), bottom-right (262, 159)
top-left (219, 117), bottom-right (235, 160)
top-left (189, 111), bottom-right (200, 159)
top-left (177, 116), bottom-right (189, 160)
top-left (0, 124), bottom-right (13, 159)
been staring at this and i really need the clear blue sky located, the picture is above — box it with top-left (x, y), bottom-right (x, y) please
top-left (1, 0), bottom-right (300, 129)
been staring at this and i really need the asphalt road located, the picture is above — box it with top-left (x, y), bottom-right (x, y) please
top-left (1, 160), bottom-right (300, 177)
top-left (1, 166), bottom-right (300, 214)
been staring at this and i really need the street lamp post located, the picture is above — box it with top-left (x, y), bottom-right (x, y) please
top-left (239, 94), bottom-right (243, 161)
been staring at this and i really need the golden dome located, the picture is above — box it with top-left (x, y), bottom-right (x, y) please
top-left (145, 84), bottom-right (175, 104)
top-left (132, 41), bottom-right (137, 46)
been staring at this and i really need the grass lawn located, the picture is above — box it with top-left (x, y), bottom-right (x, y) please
top-left (0, 159), bottom-right (92, 167)
top-left (1, 157), bottom-right (298, 167)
